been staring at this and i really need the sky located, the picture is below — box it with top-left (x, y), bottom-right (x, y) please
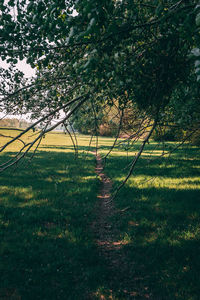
top-left (0, 58), bottom-right (36, 121)
top-left (0, 59), bottom-right (66, 123)
top-left (0, 58), bottom-right (36, 78)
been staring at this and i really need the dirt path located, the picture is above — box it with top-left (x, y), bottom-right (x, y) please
top-left (93, 152), bottom-right (125, 252)
top-left (91, 152), bottom-right (134, 299)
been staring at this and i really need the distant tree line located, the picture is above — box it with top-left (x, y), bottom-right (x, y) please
top-left (0, 118), bottom-right (30, 129)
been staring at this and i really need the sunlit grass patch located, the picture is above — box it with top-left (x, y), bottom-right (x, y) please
top-left (124, 175), bottom-right (200, 190)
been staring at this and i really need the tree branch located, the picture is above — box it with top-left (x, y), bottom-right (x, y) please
top-left (111, 120), bottom-right (157, 199)
top-left (0, 93), bottom-right (86, 153)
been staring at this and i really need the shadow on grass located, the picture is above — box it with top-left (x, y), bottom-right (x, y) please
top-left (0, 147), bottom-right (200, 299)
top-left (0, 151), bottom-right (109, 300)
top-left (104, 184), bottom-right (200, 299)
top-left (105, 151), bottom-right (200, 179)
top-left (101, 150), bottom-right (200, 299)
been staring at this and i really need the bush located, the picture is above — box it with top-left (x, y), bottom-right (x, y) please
top-left (99, 123), bottom-right (117, 137)
top-left (152, 126), bottom-right (183, 142)
top-left (189, 129), bottom-right (200, 146)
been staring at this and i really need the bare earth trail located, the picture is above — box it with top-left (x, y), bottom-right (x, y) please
top-left (91, 152), bottom-right (140, 299)
top-left (92, 152), bottom-right (126, 252)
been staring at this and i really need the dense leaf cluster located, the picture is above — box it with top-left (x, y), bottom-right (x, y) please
top-left (0, 0), bottom-right (199, 134)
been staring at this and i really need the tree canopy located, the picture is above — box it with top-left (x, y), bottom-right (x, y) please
top-left (0, 0), bottom-right (200, 175)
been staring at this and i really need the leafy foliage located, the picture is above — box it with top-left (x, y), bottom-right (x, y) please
top-left (0, 0), bottom-right (199, 165)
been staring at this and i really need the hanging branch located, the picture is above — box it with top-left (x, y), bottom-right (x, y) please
top-left (85, 134), bottom-right (94, 158)
top-left (27, 120), bottom-right (51, 163)
top-left (0, 93), bottom-right (86, 153)
top-left (103, 108), bottom-right (124, 163)
top-left (111, 120), bottom-right (157, 200)
top-left (0, 133), bottom-right (25, 146)
top-left (63, 122), bottom-right (78, 157)
top-left (91, 99), bottom-right (99, 156)
top-left (0, 127), bottom-right (23, 132)
top-left (115, 114), bottom-right (149, 147)
top-left (0, 95), bottom-right (88, 172)
top-left (0, 78), bottom-right (79, 105)
top-left (122, 126), bottom-right (149, 171)
top-left (0, 142), bottom-right (37, 172)
top-left (11, 120), bottom-right (52, 173)
top-left (0, 112), bottom-right (9, 121)
top-left (68, 120), bottom-right (79, 156)
top-left (124, 126), bottom-right (199, 189)
top-left (152, 127), bottom-right (200, 162)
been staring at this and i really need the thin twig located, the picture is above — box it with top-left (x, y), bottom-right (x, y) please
top-left (68, 121), bottom-right (79, 156)
top-left (0, 133), bottom-right (25, 146)
top-left (0, 94), bottom-right (86, 153)
top-left (103, 108), bottom-right (124, 163)
top-left (63, 122), bottom-right (78, 157)
top-left (0, 95), bottom-right (88, 172)
top-left (111, 120), bottom-right (157, 200)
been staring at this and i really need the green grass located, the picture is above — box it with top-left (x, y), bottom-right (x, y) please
top-left (0, 132), bottom-right (107, 299)
top-left (0, 130), bottom-right (200, 299)
top-left (102, 142), bottom-right (200, 299)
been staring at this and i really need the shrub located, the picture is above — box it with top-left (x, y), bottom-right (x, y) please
top-left (189, 129), bottom-right (200, 146)
top-left (152, 126), bottom-right (183, 142)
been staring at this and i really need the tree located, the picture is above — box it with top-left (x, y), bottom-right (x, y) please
top-left (0, 0), bottom-right (200, 186)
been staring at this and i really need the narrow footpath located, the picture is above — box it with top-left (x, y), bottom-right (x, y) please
top-left (93, 152), bottom-right (125, 253)
top-left (91, 152), bottom-right (136, 299)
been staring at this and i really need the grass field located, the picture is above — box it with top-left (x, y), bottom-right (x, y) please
top-left (0, 129), bottom-right (200, 299)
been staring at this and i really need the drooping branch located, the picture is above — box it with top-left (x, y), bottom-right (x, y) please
top-left (152, 127), bottom-right (200, 162)
top-left (91, 99), bottom-right (99, 155)
top-left (112, 119), bottom-right (157, 199)
top-left (0, 93), bottom-right (86, 153)
top-left (0, 95), bottom-right (89, 172)
top-left (27, 120), bottom-right (51, 164)
top-left (103, 108), bottom-right (124, 163)
top-left (63, 122), bottom-right (78, 157)
top-left (0, 133), bottom-right (25, 146)
top-left (85, 134), bottom-right (94, 158)
top-left (68, 121), bottom-right (79, 155)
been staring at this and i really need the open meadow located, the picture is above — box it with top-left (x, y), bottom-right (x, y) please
top-left (0, 129), bottom-right (200, 300)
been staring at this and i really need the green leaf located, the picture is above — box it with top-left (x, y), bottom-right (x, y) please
top-left (8, 0), bottom-right (15, 7)
top-left (191, 48), bottom-right (200, 57)
top-left (196, 13), bottom-right (200, 27)
top-left (195, 68), bottom-right (200, 75)
top-left (155, 4), bottom-right (163, 16)
top-left (195, 4), bottom-right (200, 11)
top-left (195, 60), bottom-right (200, 68)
